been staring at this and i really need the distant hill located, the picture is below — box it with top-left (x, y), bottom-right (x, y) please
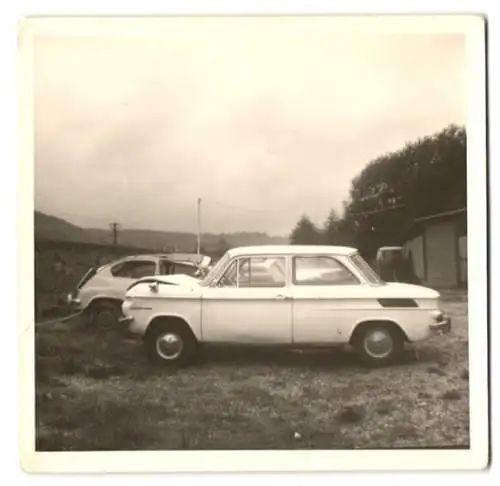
top-left (34, 211), bottom-right (90, 242)
top-left (34, 211), bottom-right (289, 252)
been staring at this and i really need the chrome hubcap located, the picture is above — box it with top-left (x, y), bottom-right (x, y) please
top-left (363, 330), bottom-right (393, 358)
top-left (156, 333), bottom-right (183, 360)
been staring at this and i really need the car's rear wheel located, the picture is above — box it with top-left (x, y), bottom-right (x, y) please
top-left (88, 300), bottom-right (122, 329)
top-left (353, 324), bottom-right (404, 367)
top-left (145, 324), bottom-right (198, 367)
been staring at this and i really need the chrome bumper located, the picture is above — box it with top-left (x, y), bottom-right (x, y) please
top-left (430, 316), bottom-right (451, 334)
top-left (117, 315), bottom-right (140, 339)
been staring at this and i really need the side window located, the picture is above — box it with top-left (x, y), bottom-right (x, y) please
top-left (111, 260), bottom-right (156, 279)
top-left (293, 256), bottom-right (359, 286)
top-left (218, 256), bottom-right (286, 288)
top-left (159, 260), bottom-right (174, 275)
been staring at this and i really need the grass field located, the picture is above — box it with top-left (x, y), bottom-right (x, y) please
top-left (35, 292), bottom-right (469, 451)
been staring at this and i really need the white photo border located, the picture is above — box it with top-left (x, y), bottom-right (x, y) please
top-left (17, 13), bottom-right (489, 473)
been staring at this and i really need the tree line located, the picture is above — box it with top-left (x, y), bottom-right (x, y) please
top-left (290, 124), bottom-right (466, 260)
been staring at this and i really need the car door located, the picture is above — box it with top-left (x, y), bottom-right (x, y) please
top-left (201, 255), bottom-right (293, 344)
top-left (290, 255), bottom-right (363, 344)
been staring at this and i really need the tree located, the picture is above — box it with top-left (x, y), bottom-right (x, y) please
top-left (338, 124), bottom-right (466, 259)
top-left (216, 237), bottom-right (229, 256)
top-left (288, 124), bottom-right (466, 259)
top-left (322, 209), bottom-right (341, 244)
top-left (290, 215), bottom-right (322, 245)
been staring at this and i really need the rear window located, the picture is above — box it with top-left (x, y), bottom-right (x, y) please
top-left (351, 253), bottom-right (385, 285)
top-left (110, 260), bottom-right (157, 279)
top-left (159, 260), bottom-right (197, 276)
top-left (77, 267), bottom-right (98, 289)
top-left (173, 263), bottom-right (197, 276)
top-left (293, 256), bottom-right (359, 286)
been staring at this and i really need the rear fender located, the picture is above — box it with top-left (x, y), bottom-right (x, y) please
top-left (86, 295), bottom-right (123, 311)
top-left (348, 318), bottom-right (410, 344)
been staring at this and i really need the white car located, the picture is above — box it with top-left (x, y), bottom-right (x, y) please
top-left (120, 245), bottom-right (451, 367)
top-left (67, 253), bottom-right (211, 327)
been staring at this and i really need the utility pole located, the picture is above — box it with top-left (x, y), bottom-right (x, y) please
top-left (196, 197), bottom-right (202, 257)
top-left (110, 222), bottom-right (121, 246)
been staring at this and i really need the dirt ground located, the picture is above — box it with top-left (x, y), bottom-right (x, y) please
top-left (35, 293), bottom-right (469, 450)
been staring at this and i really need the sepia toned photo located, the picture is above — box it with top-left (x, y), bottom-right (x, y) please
top-left (18, 14), bottom-right (488, 472)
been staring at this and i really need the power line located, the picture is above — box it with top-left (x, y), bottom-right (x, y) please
top-left (348, 204), bottom-right (406, 217)
top-left (198, 197), bottom-right (409, 232)
top-left (202, 198), bottom-right (286, 214)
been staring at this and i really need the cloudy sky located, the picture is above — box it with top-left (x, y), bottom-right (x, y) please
top-left (34, 18), bottom-right (466, 235)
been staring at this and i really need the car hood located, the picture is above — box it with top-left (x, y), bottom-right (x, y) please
top-left (157, 274), bottom-right (201, 285)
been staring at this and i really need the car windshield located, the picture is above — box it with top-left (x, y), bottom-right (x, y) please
top-left (350, 253), bottom-right (385, 285)
top-left (199, 253), bottom-right (232, 287)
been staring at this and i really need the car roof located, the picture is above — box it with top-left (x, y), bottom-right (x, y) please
top-left (112, 254), bottom-right (200, 266)
top-left (227, 245), bottom-right (358, 257)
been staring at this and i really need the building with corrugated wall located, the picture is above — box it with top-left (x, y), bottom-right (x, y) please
top-left (404, 208), bottom-right (467, 288)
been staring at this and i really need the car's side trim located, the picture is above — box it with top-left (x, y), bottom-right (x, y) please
top-left (377, 298), bottom-right (419, 308)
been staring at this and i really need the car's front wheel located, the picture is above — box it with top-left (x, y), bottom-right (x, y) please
top-left (145, 324), bottom-right (198, 367)
top-left (353, 324), bottom-right (404, 367)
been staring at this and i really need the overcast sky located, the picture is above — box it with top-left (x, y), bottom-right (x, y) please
top-left (34, 19), bottom-right (466, 235)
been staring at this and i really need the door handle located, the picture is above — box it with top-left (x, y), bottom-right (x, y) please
top-left (275, 294), bottom-right (291, 300)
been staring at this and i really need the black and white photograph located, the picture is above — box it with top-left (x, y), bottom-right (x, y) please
top-left (18, 14), bottom-right (488, 472)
